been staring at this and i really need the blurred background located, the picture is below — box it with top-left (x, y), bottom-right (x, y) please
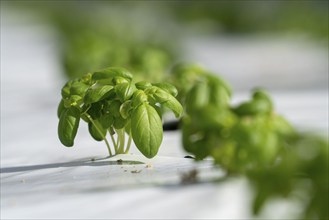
top-left (3, 1), bottom-right (328, 89)
top-left (1, 1), bottom-right (328, 219)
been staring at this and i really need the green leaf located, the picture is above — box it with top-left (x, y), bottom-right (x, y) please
top-left (115, 82), bottom-right (136, 102)
top-left (69, 95), bottom-right (83, 107)
top-left (61, 81), bottom-right (73, 99)
top-left (88, 119), bottom-right (106, 141)
top-left (87, 102), bottom-right (103, 119)
top-left (135, 81), bottom-right (152, 90)
top-left (92, 67), bottom-right (133, 81)
top-left (185, 82), bottom-right (209, 114)
top-left (120, 100), bottom-right (132, 119)
top-left (58, 107), bottom-right (80, 147)
top-left (252, 89), bottom-right (273, 113)
top-left (112, 76), bottom-right (129, 85)
top-left (233, 99), bottom-right (271, 116)
top-left (207, 75), bottom-right (232, 97)
top-left (208, 81), bottom-right (231, 108)
top-left (70, 81), bottom-right (89, 96)
top-left (80, 73), bottom-right (93, 85)
top-left (153, 104), bottom-right (162, 119)
top-left (153, 82), bottom-right (178, 97)
top-left (181, 116), bottom-right (211, 160)
top-left (113, 116), bottom-right (128, 129)
top-left (132, 90), bottom-right (148, 107)
top-left (84, 85), bottom-right (113, 104)
top-left (233, 89), bottom-right (273, 116)
top-left (107, 100), bottom-right (122, 118)
top-left (153, 88), bottom-right (183, 118)
top-left (131, 103), bottom-right (163, 158)
top-left (57, 99), bottom-right (65, 119)
top-left (99, 113), bottom-right (114, 129)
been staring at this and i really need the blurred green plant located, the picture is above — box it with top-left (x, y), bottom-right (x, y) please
top-left (165, 1), bottom-right (328, 39)
top-left (52, 6), bottom-right (179, 81)
top-left (173, 64), bottom-right (328, 219)
top-left (7, 1), bottom-right (179, 81)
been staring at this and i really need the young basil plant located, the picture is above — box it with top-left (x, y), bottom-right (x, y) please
top-left (57, 67), bottom-right (183, 158)
top-left (176, 64), bottom-right (328, 220)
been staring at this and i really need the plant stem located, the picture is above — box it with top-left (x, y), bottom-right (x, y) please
top-left (124, 131), bottom-right (132, 154)
top-left (109, 130), bottom-right (118, 154)
top-left (115, 129), bottom-right (125, 154)
top-left (83, 113), bottom-right (113, 156)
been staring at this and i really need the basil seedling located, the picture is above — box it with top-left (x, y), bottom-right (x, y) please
top-left (174, 64), bottom-right (328, 220)
top-left (57, 67), bottom-right (183, 158)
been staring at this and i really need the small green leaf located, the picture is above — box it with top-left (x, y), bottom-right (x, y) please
top-left (153, 88), bottom-right (183, 118)
top-left (120, 100), bottom-right (132, 119)
top-left (185, 82), bottom-right (209, 113)
top-left (233, 99), bottom-right (271, 116)
top-left (107, 100), bottom-right (122, 118)
top-left (81, 73), bottom-right (93, 85)
top-left (69, 95), bottom-right (83, 107)
top-left (208, 81), bottom-right (230, 108)
top-left (132, 90), bottom-right (148, 107)
top-left (131, 103), bottom-right (163, 158)
top-left (113, 116), bottom-right (128, 129)
top-left (112, 76), bottom-right (129, 85)
top-left (115, 83), bottom-right (136, 102)
top-left (99, 113), bottom-right (114, 129)
top-left (84, 85), bottom-right (113, 104)
top-left (252, 89), bottom-right (273, 112)
top-left (88, 119), bottom-right (106, 141)
top-left (87, 102), bottom-right (103, 119)
top-left (135, 81), bottom-right (152, 90)
top-left (70, 81), bottom-right (89, 96)
top-left (57, 99), bottom-right (65, 119)
top-left (207, 75), bottom-right (232, 97)
top-left (61, 81), bottom-right (73, 98)
top-left (58, 107), bottom-right (80, 147)
top-left (92, 67), bottom-right (133, 81)
top-left (153, 82), bottom-right (178, 97)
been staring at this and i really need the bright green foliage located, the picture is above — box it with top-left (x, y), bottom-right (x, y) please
top-left (175, 64), bottom-right (328, 219)
top-left (57, 67), bottom-right (182, 158)
top-left (131, 103), bottom-right (163, 158)
top-left (58, 107), bottom-right (80, 147)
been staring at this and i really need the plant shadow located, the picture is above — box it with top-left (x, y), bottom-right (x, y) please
top-left (0, 157), bottom-right (144, 174)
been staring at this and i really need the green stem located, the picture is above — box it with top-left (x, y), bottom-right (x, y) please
top-left (83, 113), bottom-right (113, 156)
top-left (120, 129), bottom-right (125, 153)
top-left (109, 129), bottom-right (118, 154)
top-left (124, 131), bottom-right (132, 154)
top-left (114, 129), bottom-right (120, 153)
top-left (117, 129), bottom-right (125, 154)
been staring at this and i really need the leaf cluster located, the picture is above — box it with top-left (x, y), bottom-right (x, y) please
top-left (57, 67), bottom-right (182, 158)
top-left (173, 64), bottom-right (328, 219)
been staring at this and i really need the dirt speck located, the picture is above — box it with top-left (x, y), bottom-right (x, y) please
top-left (180, 169), bottom-right (198, 184)
top-left (131, 170), bottom-right (142, 174)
